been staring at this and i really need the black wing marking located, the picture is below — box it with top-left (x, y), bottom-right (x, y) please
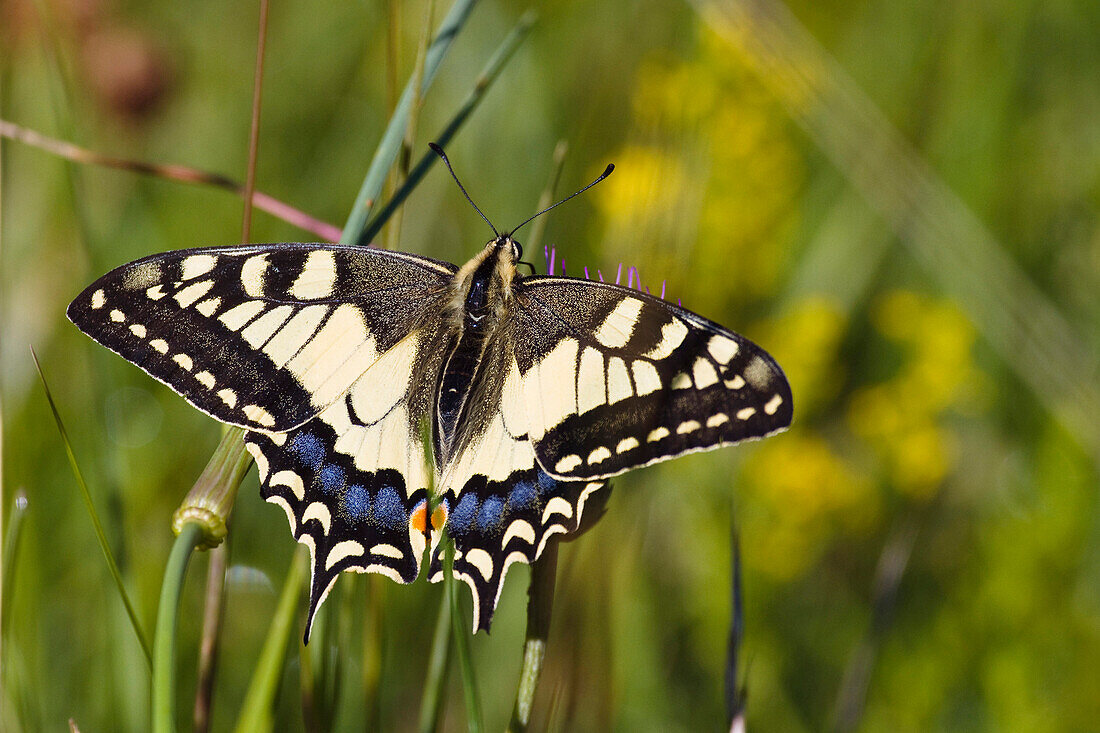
top-left (67, 243), bottom-right (456, 432)
top-left (245, 325), bottom-right (449, 639)
top-left (513, 277), bottom-right (793, 481)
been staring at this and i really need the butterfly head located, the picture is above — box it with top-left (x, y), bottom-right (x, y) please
top-left (492, 234), bottom-right (523, 264)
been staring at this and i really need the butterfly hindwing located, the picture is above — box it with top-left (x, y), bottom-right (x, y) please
top-left (432, 466), bottom-right (608, 632)
top-left (513, 277), bottom-right (793, 480)
top-left (245, 325), bottom-right (451, 636)
top-left (428, 341), bottom-right (611, 631)
top-left (67, 243), bottom-right (456, 432)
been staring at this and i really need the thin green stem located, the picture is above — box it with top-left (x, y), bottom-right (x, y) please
top-left (361, 576), bottom-right (384, 729)
top-left (241, 0), bottom-right (270, 243)
top-left (234, 549), bottom-right (306, 733)
top-left (507, 543), bottom-right (558, 732)
top-left (193, 542), bottom-right (228, 733)
top-left (341, 0), bottom-right (479, 245)
top-left (153, 522), bottom-right (204, 733)
top-left (417, 583), bottom-right (453, 733)
top-left (1, 490), bottom-right (28, 637)
top-left (361, 10), bottom-right (537, 245)
top-left (446, 539), bottom-right (482, 733)
top-left (524, 140), bottom-right (568, 258)
top-left (31, 349), bottom-right (153, 667)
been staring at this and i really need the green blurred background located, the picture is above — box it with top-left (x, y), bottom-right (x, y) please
top-left (3, 0), bottom-right (1099, 730)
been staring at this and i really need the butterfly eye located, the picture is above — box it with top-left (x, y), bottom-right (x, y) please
top-left (511, 240), bottom-right (523, 261)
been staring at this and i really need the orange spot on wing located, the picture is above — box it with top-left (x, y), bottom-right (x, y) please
top-left (410, 501), bottom-right (428, 533)
top-left (430, 503), bottom-right (448, 531)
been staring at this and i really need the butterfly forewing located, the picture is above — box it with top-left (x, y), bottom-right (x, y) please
top-left (67, 244), bottom-right (456, 432)
top-left (513, 278), bottom-right (793, 481)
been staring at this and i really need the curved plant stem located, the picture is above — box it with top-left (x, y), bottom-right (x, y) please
top-left (234, 549), bottom-right (306, 733)
top-left (507, 543), bottom-right (558, 732)
top-left (153, 522), bottom-right (204, 733)
top-left (0, 120), bottom-right (341, 242)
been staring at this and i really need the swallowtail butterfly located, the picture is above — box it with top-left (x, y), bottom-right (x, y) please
top-left (67, 150), bottom-right (793, 636)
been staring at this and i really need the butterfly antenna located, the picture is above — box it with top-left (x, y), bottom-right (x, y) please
top-left (429, 143), bottom-right (499, 237)
top-left (508, 163), bottom-right (615, 238)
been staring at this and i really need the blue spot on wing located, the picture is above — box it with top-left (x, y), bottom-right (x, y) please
top-left (342, 484), bottom-right (370, 521)
top-left (508, 478), bottom-right (538, 510)
top-left (450, 493), bottom-right (479, 535)
top-left (536, 468), bottom-right (559, 495)
top-left (476, 496), bottom-right (504, 532)
top-left (290, 431), bottom-right (325, 471)
top-left (320, 464), bottom-right (345, 495)
top-left (374, 485), bottom-right (406, 530)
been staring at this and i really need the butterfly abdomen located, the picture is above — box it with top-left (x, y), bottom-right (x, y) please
top-left (436, 241), bottom-right (513, 457)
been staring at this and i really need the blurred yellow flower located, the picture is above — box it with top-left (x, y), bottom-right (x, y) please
top-left (592, 144), bottom-right (690, 227)
top-left (742, 432), bottom-right (878, 580)
top-left (849, 290), bottom-right (981, 499)
top-left (597, 26), bottom-right (802, 313)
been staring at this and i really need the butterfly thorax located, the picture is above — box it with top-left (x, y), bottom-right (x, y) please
top-left (435, 236), bottom-right (520, 460)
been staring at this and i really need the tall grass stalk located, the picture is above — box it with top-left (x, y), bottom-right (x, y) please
top-left (342, 0), bottom-right (479, 245)
top-left (0, 490), bottom-right (27, 634)
top-left (362, 9), bottom-right (537, 244)
top-left (507, 543), bottom-right (559, 732)
top-left (233, 550), bottom-right (307, 732)
top-left (417, 582), bottom-right (453, 733)
top-left (193, 542), bottom-right (228, 733)
top-left (31, 349), bottom-right (153, 667)
top-left (446, 538), bottom-right (483, 732)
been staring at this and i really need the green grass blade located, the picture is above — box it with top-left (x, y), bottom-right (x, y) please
top-left (234, 548), bottom-right (306, 733)
top-left (153, 522), bottom-right (203, 733)
top-left (361, 9), bottom-right (537, 244)
top-left (341, 0), bottom-right (479, 245)
top-left (1, 490), bottom-right (30, 731)
top-left (507, 543), bottom-right (558, 732)
top-left (1, 490), bottom-right (28, 635)
top-left (523, 139), bottom-right (569, 258)
top-left (417, 585), bottom-right (453, 733)
top-left (446, 538), bottom-right (483, 733)
top-left (30, 349), bottom-right (153, 668)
